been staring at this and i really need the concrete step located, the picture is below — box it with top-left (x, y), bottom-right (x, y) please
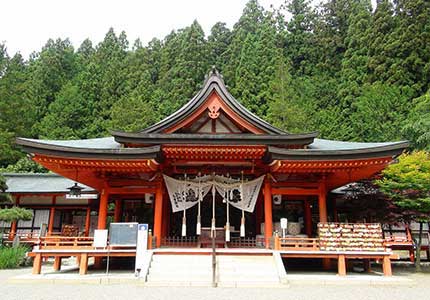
top-left (147, 269), bottom-right (212, 276)
top-left (145, 280), bottom-right (212, 287)
top-left (147, 274), bottom-right (212, 282)
top-left (146, 254), bottom-right (282, 287)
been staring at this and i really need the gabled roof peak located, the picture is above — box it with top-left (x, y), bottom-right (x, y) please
top-left (204, 66), bottom-right (224, 83)
top-left (140, 68), bottom-right (287, 135)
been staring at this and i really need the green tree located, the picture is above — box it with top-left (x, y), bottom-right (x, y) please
top-left (0, 54), bottom-right (35, 167)
top-left (267, 59), bottom-right (314, 133)
top-left (349, 82), bottom-right (412, 142)
top-left (389, 0), bottom-right (430, 94)
top-left (89, 28), bottom-right (129, 135)
top-left (27, 38), bottom-right (76, 127)
top-left (155, 21), bottom-right (209, 117)
top-left (1, 157), bottom-right (47, 174)
top-left (376, 151), bottom-right (430, 271)
top-left (283, 0), bottom-right (317, 76)
top-left (38, 82), bottom-right (90, 139)
top-left (402, 91), bottom-right (430, 150)
top-left (208, 22), bottom-right (231, 70)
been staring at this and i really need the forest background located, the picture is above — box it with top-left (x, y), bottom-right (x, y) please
top-left (0, 0), bottom-right (429, 172)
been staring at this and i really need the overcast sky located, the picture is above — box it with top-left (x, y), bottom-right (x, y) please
top-left (0, 0), bottom-right (287, 58)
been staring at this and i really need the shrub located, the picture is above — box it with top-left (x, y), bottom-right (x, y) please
top-left (0, 246), bottom-right (30, 269)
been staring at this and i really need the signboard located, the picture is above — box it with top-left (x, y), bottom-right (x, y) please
top-left (280, 218), bottom-right (288, 238)
top-left (109, 222), bottom-right (138, 246)
top-left (280, 218), bottom-right (288, 229)
top-left (66, 194), bottom-right (98, 200)
top-left (135, 224), bottom-right (149, 276)
top-left (93, 229), bottom-right (108, 248)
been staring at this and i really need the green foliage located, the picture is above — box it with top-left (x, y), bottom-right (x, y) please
top-left (0, 174), bottom-right (12, 204)
top-left (1, 157), bottom-right (48, 173)
top-left (376, 151), bottom-right (430, 271)
top-left (0, 246), bottom-right (30, 269)
top-left (376, 151), bottom-right (430, 221)
top-left (349, 82), bottom-right (413, 142)
top-left (402, 92), bottom-right (430, 150)
top-left (0, 0), bottom-right (429, 169)
top-left (0, 207), bottom-right (33, 222)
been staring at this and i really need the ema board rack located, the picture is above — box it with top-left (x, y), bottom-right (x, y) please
top-left (318, 223), bottom-right (385, 252)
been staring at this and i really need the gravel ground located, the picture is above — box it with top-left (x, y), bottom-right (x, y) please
top-left (0, 263), bottom-right (429, 300)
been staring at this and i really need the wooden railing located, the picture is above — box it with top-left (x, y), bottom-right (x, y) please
top-left (275, 236), bottom-right (320, 251)
top-left (228, 237), bottom-right (260, 248)
top-left (2, 232), bottom-right (42, 243)
top-left (37, 236), bottom-right (94, 250)
top-left (160, 236), bottom-right (199, 248)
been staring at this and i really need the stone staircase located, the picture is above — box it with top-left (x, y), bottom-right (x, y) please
top-left (145, 254), bottom-right (212, 286)
top-left (216, 255), bottom-right (282, 287)
top-left (145, 253), bottom-right (285, 287)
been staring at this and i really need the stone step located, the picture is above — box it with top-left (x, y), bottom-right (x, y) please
top-left (147, 273), bottom-right (212, 281)
top-left (147, 269), bottom-right (212, 276)
top-left (145, 280), bottom-right (212, 287)
top-left (146, 254), bottom-right (282, 287)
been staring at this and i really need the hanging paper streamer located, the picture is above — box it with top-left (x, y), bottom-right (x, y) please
top-left (163, 174), bottom-right (265, 238)
top-left (196, 175), bottom-right (202, 235)
top-left (196, 215), bottom-right (201, 236)
top-left (181, 175), bottom-right (187, 237)
top-left (211, 185), bottom-right (216, 238)
top-left (240, 172), bottom-right (245, 237)
top-left (240, 216), bottom-right (245, 237)
top-left (181, 215), bottom-right (187, 237)
top-left (225, 189), bottom-right (230, 242)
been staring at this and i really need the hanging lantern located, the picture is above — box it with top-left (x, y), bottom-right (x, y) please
top-left (67, 169), bottom-right (84, 197)
top-left (67, 182), bottom-right (84, 197)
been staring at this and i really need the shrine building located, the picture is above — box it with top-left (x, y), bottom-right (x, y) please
top-left (8, 68), bottom-right (408, 250)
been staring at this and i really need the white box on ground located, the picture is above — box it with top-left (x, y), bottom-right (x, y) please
top-left (135, 224), bottom-right (149, 276)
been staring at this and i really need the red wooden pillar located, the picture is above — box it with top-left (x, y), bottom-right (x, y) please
top-left (97, 189), bottom-right (109, 229)
top-left (84, 207), bottom-right (91, 237)
top-left (47, 195), bottom-right (56, 236)
top-left (304, 199), bottom-right (313, 237)
top-left (95, 189), bottom-right (109, 269)
top-left (264, 179), bottom-right (273, 248)
top-left (153, 183), bottom-right (163, 248)
top-left (47, 207), bottom-right (55, 236)
top-left (318, 182), bottom-right (328, 223)
top-left (319, 181), bottom-right (330, 269)
top-left (114, 199), bottom-right (122, 223)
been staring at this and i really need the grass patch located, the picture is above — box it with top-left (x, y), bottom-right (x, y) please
top-left (0, 246), bottom-right (30, 269)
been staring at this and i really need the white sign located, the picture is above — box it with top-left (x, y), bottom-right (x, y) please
top-left (93, 229), bottom-right (108, 248)
top-left (280, 218), bottom-right (288, 229)
top-left (135, 224), bottom-right (149, 276)
top-left (280, 218), bottom-right (288, 238)
top-left (66, 194), bottom-right (98, 200)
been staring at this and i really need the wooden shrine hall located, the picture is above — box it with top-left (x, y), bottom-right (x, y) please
top-left (15, 68), bottom-right (408, 251)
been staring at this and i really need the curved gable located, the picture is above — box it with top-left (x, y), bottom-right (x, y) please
top-left (141, 68), bottom-right (286, 135)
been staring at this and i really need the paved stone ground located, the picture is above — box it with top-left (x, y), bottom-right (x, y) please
top-left (0, 262), bottom-right (429, 300)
